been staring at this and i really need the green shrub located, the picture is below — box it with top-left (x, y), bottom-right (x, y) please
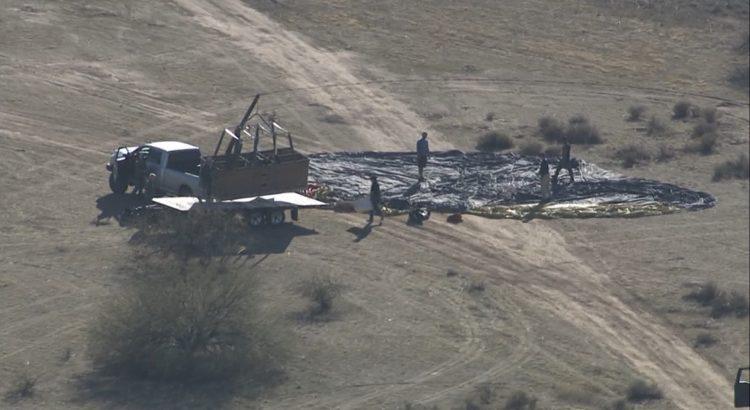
top-left (476, 131), bottom-right (514, 151)
top-left (626, 379), bottom-right (662, 402)
top-left (713, 154), bottom-right (749, 181)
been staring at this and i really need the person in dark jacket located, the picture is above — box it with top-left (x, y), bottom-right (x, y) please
top-left (368, 175), bottom-right (383, 224)
top-left (539, 154), bottom-right (551, 201)
top-left (553, 138), bottom-right (575, 185)
top-left (133, 150), bottom-right (147, 196)
top-left (416, 132), bottom-right (429, 181)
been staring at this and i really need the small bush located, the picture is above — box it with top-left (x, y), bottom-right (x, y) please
top-left (711, 290), bottom-right (749, 318)
top-left (465, 400), bottom-right (480, 410)
top-left (685, 281), bottom-right (719, 306)
top-left (518, 141), bottom-right (544, 156)
top-left (692, 120), bottom-right (717, 139)
top-left (300, 275), bottom-right (342, 318)
top-left (701, 107), bottom-right (720, 123)
top-left (656, 144), bottom-right (676, 162)
top-left (685, 132), bottom-right (718, 155)
top-left (565, 115), bottom-right (602, 144)
top-left (673, 100), bottom-right (693, 119)
top-left (504, 391), bottom-right (537, 410)
top-left (485, 112), bottom-right (495, 122)
top-left (466, 280), bottom-right (486, 293)
top-left (610, 398), bottom-right (631, 410)
top-left (538, 116), bottom-right (565, 142)
top-left (626, 379), bottom-right (662, 402)
top-left (4, 373), bottom-right (37, 402)
top-left (627, 105), bottom-right (646, 121)
top-left (88, 258), bottom-right (272, 382)
top-left (476, 131), bottom-right (514, 151)
top-left (615, 145), bottom-right (651, 168)
top-left (543, 145), bottom-right (561, 157)
top-left (713, 154), bottom-right (750, 181)
top-left (646, 116), bottom-right (668, 137)
top-left (477, 383), bottom-right (494, 404)
top-left (728, 65), bottom-right (749, 90)
top-left (693, 332), bottom-right (718, 348)
top-left (321, 114), bottom-right (346, 124)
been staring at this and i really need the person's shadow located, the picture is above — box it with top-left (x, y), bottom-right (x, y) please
top-left (521, 201), bottom-right (549, 223)
top-left (347, 222), bottom-right (374, 242)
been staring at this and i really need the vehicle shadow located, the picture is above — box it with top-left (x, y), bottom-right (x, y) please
top-left (128, 221), bottom-right (318, 259)
top-left (94, 193), bottom-right (149, 225)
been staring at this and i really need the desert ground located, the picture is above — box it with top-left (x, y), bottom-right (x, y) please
top-left (0, 1), bottom-right (748, 409)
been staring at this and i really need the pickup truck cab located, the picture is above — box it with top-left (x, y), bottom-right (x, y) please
top-left (107, 141), bottom-right (202, 197)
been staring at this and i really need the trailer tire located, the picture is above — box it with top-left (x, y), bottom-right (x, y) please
top-left (268, 210), bottom-right (285, 226)
top-left (247, 211), bottom-right (265, 227)
top-left (109, 173), bottom-right (128, 195)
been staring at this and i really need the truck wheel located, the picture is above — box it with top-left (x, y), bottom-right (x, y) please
top-left (178, 185), bottom-right (193, 197)
top-left (247, 211), bottom-right (265, 227)
top-left (109, 173), bottom-right (127, 195)
top-left (268, 210), bottom-right (285, 226)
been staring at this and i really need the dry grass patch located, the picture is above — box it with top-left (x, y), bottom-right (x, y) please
top-left (626, 379), bottom-right (662, 403)
top-left (4, 373), bottom-right (37, 403)
top-left (299, 275), bottom-right (343, 320)
top-left (614, 145), bottom-right (651, 168)
top-left (627, 105), bottom-right (646, 121)
top-left (504, 390), bottom-right (538, 409)
top-left (476, 131), bottom-right (514, 151)
top-left (713, 154), bottom-right (749, 181)
top-left (646, 116), bottom-right (669, 137)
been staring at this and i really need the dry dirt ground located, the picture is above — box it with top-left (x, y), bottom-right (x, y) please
top-left (0, 1), bottom-right (748, 409)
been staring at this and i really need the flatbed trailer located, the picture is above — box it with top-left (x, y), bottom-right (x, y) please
top-left (152, 192), bottom-right (326, 226)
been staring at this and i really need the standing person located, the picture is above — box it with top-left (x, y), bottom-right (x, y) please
top-left (368, 175), bottom-right (384, 225)
top-left (199, 156), bottom-right (214, 202)
top-left (133, 150), bottom-right (146, 196)
top-left (416, 131), bottom-right (429, 181)
top-left (539, 154), bottom-right (551, 201)
top-left (553, 138), bottom-right (575, 185)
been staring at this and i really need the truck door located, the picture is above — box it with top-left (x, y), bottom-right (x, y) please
top-left (162, 149), bottom-right (201, 196)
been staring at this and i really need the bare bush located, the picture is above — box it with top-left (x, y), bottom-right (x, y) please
top-left (656, 144), bottom-right (676, 162)
top-left (685, 281), bottom-right (719, 306)
top-left (300, 275), bottom-right (343, 319)
top-left (627, 105), bottom-right (646, 121)
top-left (710, 290), bottom-right (749, 318)
top-left (672, 100), bottom-right (693, 119)
top-left (713, 154), bottom-right (750, 181)
top-left (88, 258), bottom-right (274, 382)
top-left (729, 65), bottom-right (749, 90)
top-left (485, 112), bottom-right (495, 122)
top-left (626, 379), bottom-right (662, 402)
top-left (518, 141), bottom-right (544, 156)
top-left (701, 107), bottom-right (720, 123)
top-left (685, 132), bottom-right (717, 155)
top-left (615, 145), bottom-right (651, 168)
top-left (538, 116), bottom-right (565, 142)
top-left (4, 373), bottom-right (37, 402)
top-left (131, 209), bottom-right (245, 259)
top-left (691, 120), bottom-right (717, 139)
top-left (693, 332), bottom-right (718, 348)
top-left (476, 131), bottom-right (513, 151)
top-left (646, 116), bottom-right (668, 137)
top-left (477, 383), bottom-right (494, 404)
top-left (504, 391), bottom-right (537, 410)
top-left (565, 114), bottom-right (602, 144)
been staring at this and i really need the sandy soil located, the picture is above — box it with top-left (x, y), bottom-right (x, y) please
top-left (0, 1), bottom-right (747, 409)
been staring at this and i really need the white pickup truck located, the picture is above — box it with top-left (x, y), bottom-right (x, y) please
top-left (107, 141), bottom-right (202, 197)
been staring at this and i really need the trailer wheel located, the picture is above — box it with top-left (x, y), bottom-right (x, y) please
top-left (109, 173), bottom-right (127, 195)
top-left (268, 210), bottom-right (285, 226)
top-left (247, 211), bottom-right (265, 227)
